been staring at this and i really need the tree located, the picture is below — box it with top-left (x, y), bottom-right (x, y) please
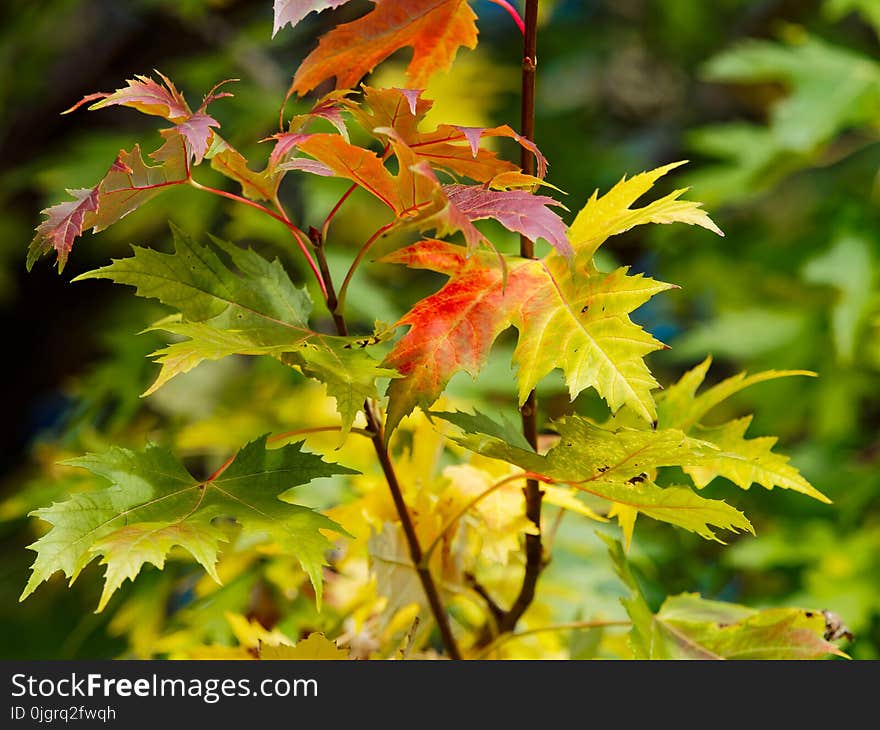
top-left (20, 0), bottom-right (850, 660)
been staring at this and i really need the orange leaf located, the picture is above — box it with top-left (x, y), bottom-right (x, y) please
top-left (290, 0), bottom-right (479, 95)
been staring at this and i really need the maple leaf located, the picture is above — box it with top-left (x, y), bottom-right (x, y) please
top-left (296, 132), bottom-right (482, 245)
top-left (67, 72), bottom-right (192, 121)
top-left (290, 0), bottom-right (479, 96)
top-left (380, 163), bottom-right (720, 433)
top-left (273, 0), bottom-right (351, 36)
top-left (65, 73), bottom-right (233, 164)
top-left (437, 411), bottom-right (753, 543)
top-left (650, 357), bottom-right (829, 502)
top-left (605, 536), bottom-right (848, 659)
top-left (348, 87), bottom-right (547, 183)
top-left (188, 614), bottom-right (351, 659)
top-left (21, 436), bottom-right (355, 611)
top-left (75, 225), bottom-right (397, 435)
top-left (27, 135), bottom-right (189, 271)
top-left (260, 633), bottom-right (351, 659)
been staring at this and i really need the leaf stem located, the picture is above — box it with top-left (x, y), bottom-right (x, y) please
top-left (188, 178), bottom-right (328, 298)
top-left (487, 0), bottom-right (526, 35)
top-left (321, 182), bottom-right (358, 242)
top-left (335, 220), bottom-right (396, 315)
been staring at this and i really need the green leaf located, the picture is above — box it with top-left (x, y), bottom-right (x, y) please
top-left (75, 224), bottom-right (397, 434)
top-left (21, 436), bottom-right (356, 611)
top-left (436, 411), bottom-right (753, 543)
top-left (703, 36), bottom-right (880, 153)
top-left (604, 536), bottom-right (848, 659)
top-left (568, 161), bottom-right (722, 261)
top-left (429, 409), bottom-right (533, 451)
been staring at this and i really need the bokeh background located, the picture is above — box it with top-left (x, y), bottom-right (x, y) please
top-left (1, 0), bottom-right (878, 658)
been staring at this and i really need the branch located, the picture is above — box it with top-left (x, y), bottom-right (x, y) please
top-left (188, 179), bottom-right (328, 298)
top-left (306, 223), bottom-right (462, 660)
top-left (489, 0), bottom-right (547, 642)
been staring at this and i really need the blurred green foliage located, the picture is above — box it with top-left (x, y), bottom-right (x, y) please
top-left (2, 0), bottom-right (878, 658)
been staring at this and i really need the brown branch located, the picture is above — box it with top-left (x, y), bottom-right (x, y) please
top-left (490, 0), bottom-right (547, 642)
top-left (308, 225), bottom-right (462, 660)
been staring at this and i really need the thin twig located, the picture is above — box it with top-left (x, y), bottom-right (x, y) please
top-left (335, 220), bottom-right (395, 315)
top-left (321, 182), bottom-right (358, 242)
top-left (189, 179), bottom-right (327, 298)
top-left (480, 0), bottom-right (547, 643)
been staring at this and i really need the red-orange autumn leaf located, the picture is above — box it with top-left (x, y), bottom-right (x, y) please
top-left (348, 87), bottom-right (546, 183)
top-left (290, 0), bottom-right (479, 95)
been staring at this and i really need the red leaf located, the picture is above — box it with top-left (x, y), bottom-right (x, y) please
top-left (268, 132), bottom-right (312, 170)
top-left (382, 240), bottom-right (509, 431)
top-left (350, 88), bottom-right (548, 183)
top-left (290, 0), bottom-right (478, 95)
top-left (176, 112), bottom-right (220, 165)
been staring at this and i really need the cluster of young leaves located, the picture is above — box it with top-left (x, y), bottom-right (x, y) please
top-left (17, 0), bottom-right (853, 659)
